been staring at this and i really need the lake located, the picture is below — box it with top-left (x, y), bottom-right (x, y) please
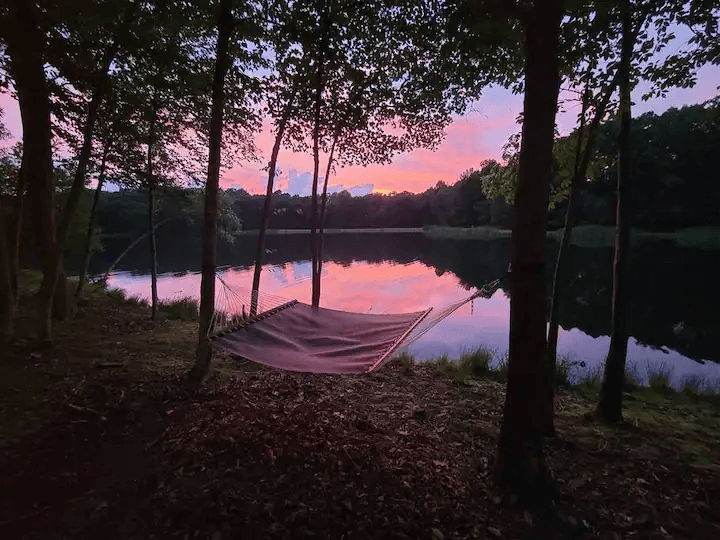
top-left (79, 231), bottom-right (720, 386)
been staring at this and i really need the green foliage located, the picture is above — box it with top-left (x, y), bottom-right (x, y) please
top-left (680, 375), bottom-right (704, 396)
top-left (577, 365), bottom-right (604, 391)
top-left (492, 354), bottom-right (510, 383)
top-left (624, 361), bottom-right (642, 391)
top-left (458, 347), bottom-right (493, 377)
top-left (106, 287), bottom-right (127, 302)
top-left (647, 361), bottom-right (675, 392)
top-left (159, 296), bottom-right (199, 321)
top-left (395, 352), bottom-right (415, 376)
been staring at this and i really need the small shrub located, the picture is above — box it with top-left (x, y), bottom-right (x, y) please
top-left (680, 374), bottom-right (704, 396)
top-left (159, 296), bottom-right (199, 321)
top-left (458, 347), bottom-right (493, 377)
top-left (577, 365), bottom-right (603, 391)
top-left (491, 353), bottom-right (509, 383)
top-left (647, 361), bottom-right (675, 393)
top-left (126, 294), bottom-right (149, 308)
top-left (624, 361), bottom-right (641, 391)
top-left (434, 354), bottom-right (453, 374)
top-left (396, 352), bottom-right (415, 375)
top-left (554, 356), bottom-right (586, 389)
top-left (107, 288), bottom-right (127, 301)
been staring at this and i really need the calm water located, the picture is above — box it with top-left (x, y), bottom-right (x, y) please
top-left (81, 232), bottom-right (720, 385)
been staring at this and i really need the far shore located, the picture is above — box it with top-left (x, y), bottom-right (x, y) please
top-left (236, 227), bottom-right (424, 235)
top-left (236, 225), bottom-right (720, 250)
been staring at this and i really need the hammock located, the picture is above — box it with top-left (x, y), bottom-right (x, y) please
top-left (208, 276), bottom-right (501, 374)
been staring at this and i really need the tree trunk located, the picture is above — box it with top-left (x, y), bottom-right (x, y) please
top-left (148, 182), bottom-right (159, 320)
top-left (315, 129), bottom-right (339, 304)
top-left (310, 0), bottom-right (331, 308)
top-left (547, 69), bottom-right (621, 367)
top-left (55, 3), bottom-right (137, 252)
top-left (76, 147), bottom-right (110, 300)
top-left (496, 0), bottom-right (562, 504)
top-left (0, 210), bottom-right (13, 344)
top-left (251, 87), bottom-right (299, 315)
top-left (146, 108), bottom-right (159, 320)
top-left (5, 0), bottom-right (59, 344)
top-left (597, 0), bottom-right (633, 423)
top-left (10, 156), bottom-right (26, 305)
top-left (189, 0), bottom-right (233, 386)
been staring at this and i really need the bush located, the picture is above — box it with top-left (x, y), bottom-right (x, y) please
top-left (647, 361), bottom-right (675, 393)
top-left (106, 287), bottom-right (127, 301)
top-left (159, 296), bottom-right (199, 321)
top-left (577, 365), bottom-right (603, 391)
top-left (458, 347), bottom-right (493, 377)
top-left (126, 294), bottom-right (149, 308)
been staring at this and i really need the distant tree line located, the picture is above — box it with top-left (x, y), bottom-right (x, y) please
top-left (31, 99), bottom-right (714, 244)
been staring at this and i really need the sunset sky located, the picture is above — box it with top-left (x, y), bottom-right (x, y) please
top-left (1, 62), bottom-right (718, 196)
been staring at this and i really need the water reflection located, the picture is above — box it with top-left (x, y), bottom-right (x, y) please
top-left (93, 232), bottom-right (720, 383)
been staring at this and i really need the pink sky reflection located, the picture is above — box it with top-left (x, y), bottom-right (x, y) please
top-left (105, 259), bottom-right (720, 382)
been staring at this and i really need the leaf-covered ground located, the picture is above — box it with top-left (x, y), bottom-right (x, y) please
top-left (1, 288), bottom-right (718, 539)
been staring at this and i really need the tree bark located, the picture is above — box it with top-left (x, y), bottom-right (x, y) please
top-left (250, 87), bottom-right (299, 315)
top-left (55, 3), bottom-right (137, 251)
top-left (76, 145), bottom-right (110, 300)
top-left (189, 0), bottom-right (233, 386)
top-left (315, 129), bottom-right (339, 304)
top-left (310, 0), bottom-right (331, 308)
top-left (597, 0), bottom-right (633, 423)
top-left (146, 107), bottom-right (159, 320)
top-left (0, 210), bottom-right (13, 344)
top-left (497, 0), bottom-right (562, 503)
top-left (10, 154), bottom-right (26, 305)
top-left (547, 69), bottom-right (621, 368)
top-left (5, 0), bottom-right (59, 344)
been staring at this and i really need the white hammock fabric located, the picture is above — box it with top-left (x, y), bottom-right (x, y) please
top-left (209, 278), bottom-right (500, 374)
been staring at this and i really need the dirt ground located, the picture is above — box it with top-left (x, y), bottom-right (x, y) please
top-left (1, 288), bottom-right (719, 539)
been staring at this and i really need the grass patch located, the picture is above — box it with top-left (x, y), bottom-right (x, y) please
top-left (624, 361), bottom-right (642, 391)
top-left (457, 347), bottom-right (493, 377)
top-left (159, 296), bottom-right (199, 321)
top-left (673, 226), bottom-right (720, 250)
top-left (395, 352), bottom-right (415, 375)
top-left (680, 374), bottom-right (704, 396)
top-left (490, 353), bottom-right (509, 383)
top-left (647, 361), bottom-right (675, 393)
top-left (126, 294), bottom-right (149, 308)
top-left (106, 287), bottom-right (127, 301)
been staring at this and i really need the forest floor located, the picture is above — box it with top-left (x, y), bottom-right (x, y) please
top-left (1, 277), bottom-right (719, 540)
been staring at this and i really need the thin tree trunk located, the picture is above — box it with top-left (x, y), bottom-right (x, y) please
top-left (148, 180), bottom-right (159, 320)
top-left (547, 69), bottom-right (621, 367)
top-left (497, 0), bottom-right (562, 503)
top-left (76, 146), bottom-right (110, 300)
top-left (310, 0), bottom-right (331, 308)
top-left (5, 0), bottom-right (59, 344)
top-left (189, 0), bottom-right (233, 386)
top-left (597, 0), bottom-right (633, 423)
top-left (102, 218), bottom-right (171, 284)
top-left (0, 210), bottom-right (13, 344)
top-left (10, 158), bottom-right (26, 305)
top-left (146, 107), bottom-right (159, 320)
top-left (251, 87), bottom-right (299, 315)
top-left (315, 129), bottom-right (339, 305)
